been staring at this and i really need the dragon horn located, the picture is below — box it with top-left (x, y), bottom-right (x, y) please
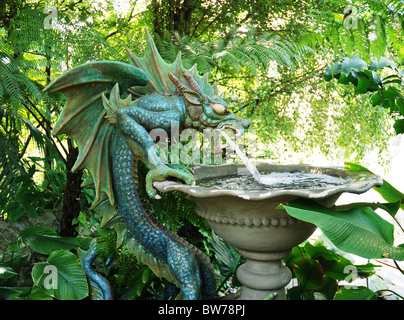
top-left (181, 70), bottom-right (208, 99)
top-left (168, 72), bottom-right (190, 92)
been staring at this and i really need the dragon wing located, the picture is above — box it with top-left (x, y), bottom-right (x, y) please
top-left (126, 28), bottom-right (217, 97)
top-left (45, 61), bottom-right (149, 208)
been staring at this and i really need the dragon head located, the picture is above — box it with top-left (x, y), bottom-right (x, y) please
top-left (168, 70), bottom-right (250, 136)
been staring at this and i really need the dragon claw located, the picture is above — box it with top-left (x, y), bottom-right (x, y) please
top-left (146, 165), bottom-right (195, 199)
top-left (166, 164), bottom-right (195, 176)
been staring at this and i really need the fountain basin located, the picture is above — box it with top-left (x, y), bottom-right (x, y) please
top-left (154, 163), bottom-right (383, 300)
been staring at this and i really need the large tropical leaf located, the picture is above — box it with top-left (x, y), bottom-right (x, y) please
top-left (283, 199), bottom-right (404, 260)
top-left (17, 226), bottom-right (91, 255)
top-left (293, 258), bottom-right (324, 290)
top-left (32, 250), bottom-right (89, 300)
top-left (345, 162), bottom-right (404, 211)
top-left (334, 286), bottom-right (378, 300)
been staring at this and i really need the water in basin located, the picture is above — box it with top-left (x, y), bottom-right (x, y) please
top-left (198, 171), bottom-right (348, 190)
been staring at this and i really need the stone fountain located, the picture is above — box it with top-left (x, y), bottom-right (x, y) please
top-left (154, 162), bottom-right (382, 300)
top-left (43, 26), bottom-right (383, 301)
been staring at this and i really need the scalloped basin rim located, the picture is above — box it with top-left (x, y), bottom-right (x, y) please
top-left (153, 163), bottom-right (383, 200)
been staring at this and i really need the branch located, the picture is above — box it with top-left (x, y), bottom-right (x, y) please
top-left (190, 14), bottom-right (206, 38)
top-left (194, 8), bottom-right (233, 38)
top-left (216, 75), bottom-right (273, 82)
top-left (105, 30), bottom-right (120, 40)
top-left (25, 51), bottom-right (47, 57)
top-left (26, 97), bottom-right (69, 158)
top-left (21, 100), bottom-right (68, 165)
top-left (233, 65), bottom-right (327, 114)
top-left (105, 7), bottom-right (136, 40)
top-left (18, 133), bottom-right (32, 159)
top-left (59, 0), bottom-right (84, 12)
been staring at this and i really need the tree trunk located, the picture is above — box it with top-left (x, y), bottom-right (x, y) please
top-left (59, 138), bottom-right (83, 237)
top-left (151, 0), bottom-right (196, 37)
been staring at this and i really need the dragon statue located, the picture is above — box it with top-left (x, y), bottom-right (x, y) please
top-left (45, 29), bottom-right (250, 300)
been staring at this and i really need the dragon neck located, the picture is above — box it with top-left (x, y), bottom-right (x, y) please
top-left (110, 133), bottom-right (217, 297)
top-left (111, 132), bottom-right (170, 260)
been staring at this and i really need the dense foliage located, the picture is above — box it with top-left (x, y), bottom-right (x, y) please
top-left (0, 0), bottom-right (404, 300)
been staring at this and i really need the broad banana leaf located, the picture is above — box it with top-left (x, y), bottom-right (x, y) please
top-left (283, 199), bottom-right (404, 260)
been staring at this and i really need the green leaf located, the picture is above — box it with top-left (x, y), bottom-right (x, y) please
top-left (284, 245), bottom-right (310, 267)
top-left (0, 265), bottom-right (18, 279)
top-left (293, 258), bottom-right (324, 290)
top-left (334, 286), bottom-right (377, 300)
top-left (356, 263), bottom-right (378, 279)
top-left (345, 162), bottom-right (404, 210)
top-left (323, 56), bottom-right (367, 82)
top-left (0, 287), bottom-right (31, 300)
top-left (321, 259), bottom-right (352, 281)
top-left (287, 284), bottom-right (314, 300)
top-left (17, 226), bottom-right (86, 255)
top-left (210, 232), bottom-right (243, 288)
top-left (375, 179), bottom-right (404, 207)
top-left (142, 268), bottom-right (150, 284)
top-left (344, 162), bottom-right (371, 173)
top-left (27, 286), bottom-right (54, 300)
top-left (23, 204), bottom-right (38, 218)
top-left (371, 92), bottom-right (383, 106)
top-left (382, 87), bottom-right (403, 100)
top-left (340, 56), bottom-right (368, 75)
top-left (393, 119), bottom-right (404, 134)
top-left (398, 99), bottom-right (404, 115)
top-left (319, 276), bottom-right (338, 300)
top-left (6, 204), bottom-right (25, 222)
top-left (369, 57), bottom-right (396, 70)
top-left (136, 282), bottom-right (144, 297)
top-left (338, 71), bottom-right (359, 86)
top-left (304, 242), bottom-right (340, 262)
top-left (32, 250), bottom-right (89, 300)
top-left (336, 201), bottom-right (401, 217)
top-left (355, 70), bottom-right (380, 94)
top-left (76, 237), bottom-right (92, 251)
top-left (373, 17), bottom-right (388, 61)
top-left (0, 251), bottom-right (29, 271)
top-left (372, 87), bottom-right (404, 113)
top-left (381, 74), bottom-right (402, 86)
top-left (283, 199), bottom-right (404, 260)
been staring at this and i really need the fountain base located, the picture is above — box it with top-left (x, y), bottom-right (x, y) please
top-left (236, 250), bottom-right (292, 300)
top-left (194, 196), bottom-right (317, 300)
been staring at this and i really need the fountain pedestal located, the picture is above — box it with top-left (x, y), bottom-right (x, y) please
top-left (236, 250), bottom-right (292, 300)
top-left (195, 193), bottom-right (318, 300)
top-left (154, 163), bottom-right (382, 300)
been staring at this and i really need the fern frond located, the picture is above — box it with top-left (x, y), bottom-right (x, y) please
top-left (154, 27), bottom-right (301, 77)
top-left (0, 107), bottom-right (29, 214)
top-left (18, 113), bottom-right (53, 155)
top-left (95, 228), bottom-right (118, 260)
top-left (353, 18), bottom-right (371, 62)
top-left (372, 16), bottom-right (388, 60)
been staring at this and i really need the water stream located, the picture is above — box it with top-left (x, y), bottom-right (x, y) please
top-left (220, 130), bottom-right (262, 183)
top-left (219, 130), bottom-right (347, 189)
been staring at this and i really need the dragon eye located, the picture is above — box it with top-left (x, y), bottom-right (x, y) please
top-left (211, 103), bottom-right (228, 115)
